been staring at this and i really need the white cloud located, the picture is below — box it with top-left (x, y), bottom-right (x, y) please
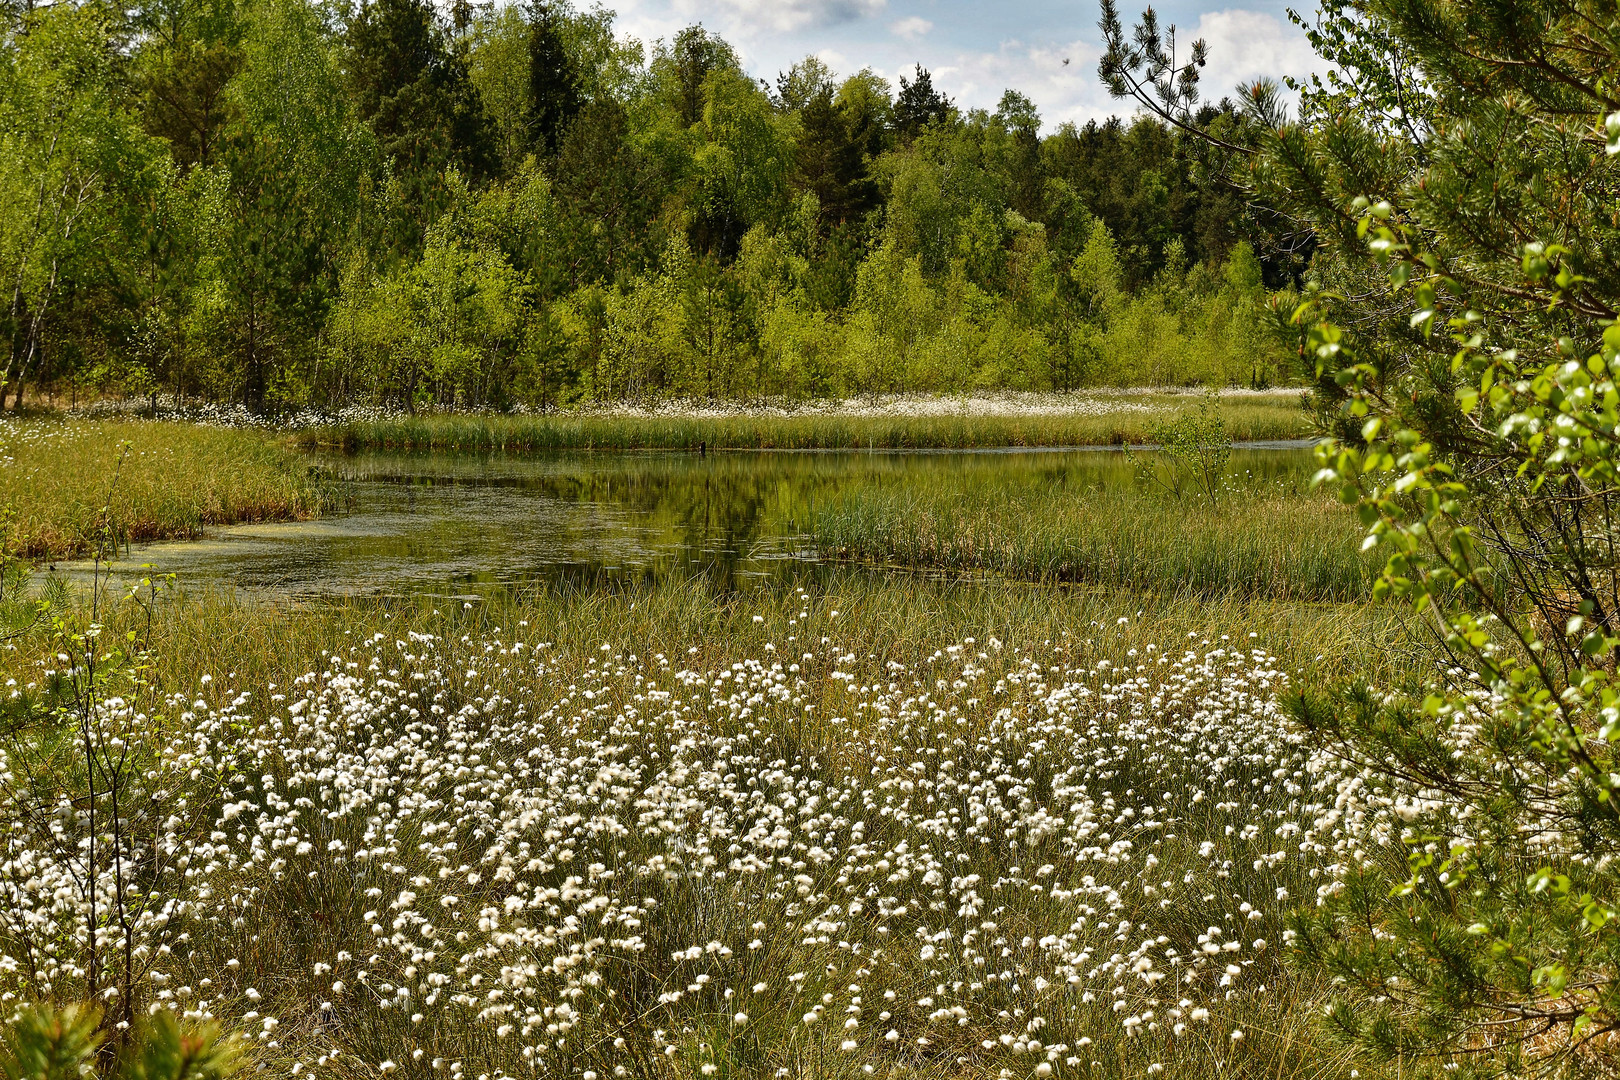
top-left (1185, 9), bottom-right (1331, 108)
top-left (670, 0), bottom-right (887, 35)
top-left (908, 38), bottom-right (1111, 131)
top-left (899, 8), bottom-right (1329, 133)
top-left (890, 16), bottom-right (933, 40)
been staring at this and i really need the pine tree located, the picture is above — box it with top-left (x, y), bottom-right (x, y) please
top-left (1100, 0), bottom-right (1620, 1069)
top-left (893, 64), bottom-right (950, 142)
top-left (132, 0), bottom-right (245, 170)
top-left (551, 97), bottom-right (660, 289)
top-left (656, 25), bottom-right (736, 129)
top-left (347, 0), bottom-right (495, 208)
top-left (793, 84), bottom-right (876, 229)
top-left (525, 1), bottom-right (579, 157)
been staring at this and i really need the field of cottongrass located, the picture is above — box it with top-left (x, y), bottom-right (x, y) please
top-left (302, 397), bottom-right (1310, 453)
top-left (0, 420), bottom-right (331, 561)
top-left (0, 579), bottom-right (1415, 1079)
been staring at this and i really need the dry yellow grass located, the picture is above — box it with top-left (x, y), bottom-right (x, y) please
top-left (0, 420), bottom-right (332, 562)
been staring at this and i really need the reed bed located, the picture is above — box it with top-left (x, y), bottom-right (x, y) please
top-left (304, 398), bottom-right (1310, 453)
top-left (0, 420), bottom-right (332, 561)
top-left (808, 470), bottom-right (1375, 602)
top-left (117, 573), bottom-right (1406, 691)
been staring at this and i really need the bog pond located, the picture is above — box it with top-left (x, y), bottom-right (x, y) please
top-left (71, 444), bottom-right (1317, 597)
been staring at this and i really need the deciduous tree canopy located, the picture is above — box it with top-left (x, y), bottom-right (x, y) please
top-left (0, 0), bottom-right (1291, 412)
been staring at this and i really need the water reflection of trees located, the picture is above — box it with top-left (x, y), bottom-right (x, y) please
top-left (332, 449), bottom-right (1313, 591)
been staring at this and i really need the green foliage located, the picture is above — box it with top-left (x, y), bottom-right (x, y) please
top-left (346, 0), bottom-right (495, 189)
top-left (525, 2), bottom-right (580, 159)
top-left (1089, 4), bottom-right (1620, 1067)
top-left (0, 1), bottom-right (164, 411)
top-left (2, 0), bottom-right (1293, 412)
top-left (892, 64), bottom-right (952, 142)
top-left (0, 1005), bottom-right (240, 1080)
top-left (1232, 6), bottom-right (1620, 1054)
top-left (1290, 213), bottom-right (1620, 1071)
top-left (1283, 0), bottom-right (1431, 140)
top-left (131, 0), bottom-right (243, 171)
top-left (787, 60), bottom-right (878, 230)
top-left (0, 1004), bottom-right (102, 1080)
top-left (465, 5), bottom-right (532, 172)
top-left (1136, 394), bottom-right (1232, 500)
top-left (121, 1012), bottom-right (240, 1080)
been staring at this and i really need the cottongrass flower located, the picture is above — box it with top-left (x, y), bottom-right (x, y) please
top-left (0, 615), bottom-right (1385, 1076)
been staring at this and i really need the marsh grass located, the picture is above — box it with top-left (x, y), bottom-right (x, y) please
top-left (1, 578), bottom-right (1411, 1080)
top-left (0, 420), bottom-right (332, 561)
top-left (107, 573), bottom-right (1406, 691)
top-left (809, 466), bottom-right (1376, 602)
top-left (304, 398), bottom-right (1310, 453)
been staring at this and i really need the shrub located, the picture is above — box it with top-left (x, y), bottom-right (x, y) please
top-left (0, 1005), bottom-right (239, 1080)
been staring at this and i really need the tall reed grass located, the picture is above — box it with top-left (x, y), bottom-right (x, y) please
top-left (0, 420), bottom-right (332, 561)
top-left (11, 572), bottom-right (1404, 707)
top-left (809, 470), bottom-right (1375, 602)
top-left (304, 398), bottom-right (1310, 453)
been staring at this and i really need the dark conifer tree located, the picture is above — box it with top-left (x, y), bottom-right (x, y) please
top-left (134, 0), bottom-right (245, 171)
top-left (995, 90), bottom-right (1046, 223)
top-left (662, 25), bottom-right (735, 127)
top-left (347, 0), bottom-right (495, 184)
top-left (794, 87), bottom-right (876, 228)
top-left (551, 98), bottom-right (660, 290)
top-left (526, 1), bottom-right (580, 157)
top-left (893, 64), bottom-right (950, 141)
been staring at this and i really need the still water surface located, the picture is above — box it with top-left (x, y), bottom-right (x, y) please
top-left (74, 446), bottom-right (1314, 598)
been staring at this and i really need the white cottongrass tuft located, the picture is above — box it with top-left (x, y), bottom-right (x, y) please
top-left (0, 619), bottom-right (1384, 1074)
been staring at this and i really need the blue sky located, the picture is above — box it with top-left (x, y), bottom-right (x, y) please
top-left (604, 0), bottom-right (1331, 131)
